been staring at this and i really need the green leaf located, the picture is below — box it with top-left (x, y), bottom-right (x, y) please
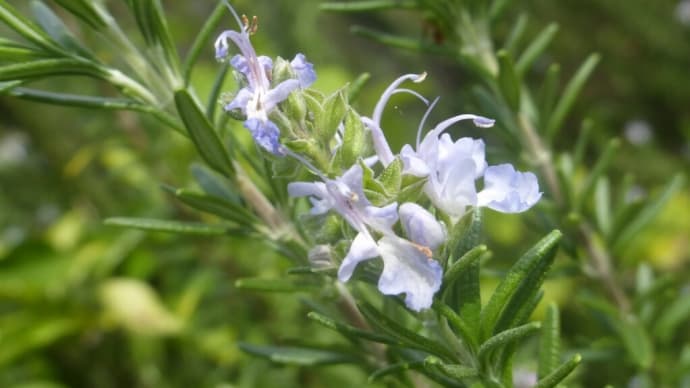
top-left (350, 25), bottom-right (452, 56)
top-left (424, 356), bottom-right (478, 379)
top-left (502, 13), bottom-right (527, 54)
top-left (190, 163), bottom-right (240, 203)
top-left (594, 177), bottom-right (612, 235)
top-left (545, 53), bottom-right (600, 140)
top-left (124, 0), bottom-right (179, 78)
top-left (480, 230), bottom-right (561, 340)
top-left (444, 209), bottom-right (483, 335)
top-left (535, 354), bottom-right (581, 388)
top-left (30, 1), bottom-right (93, 58)
top-left (0, 0), bottom-right (64, 54)
top-left (174, 89), bottom-right (234, 177)
top-left (378, 157), bottom-right (402, 198)
top-left (104, 217), bottom-right (229, 235)
top-left (577, 137), bottom-right (619, 212)
top-left (337, 108), bottom-right (367, 168)
top-left (316, 89), bottom-right (347, 145)
top-left (307, 312), bottom-right (400, 345)
top-left (182, 1), bottom-right (226, 85)
top-left (174, 188), bottom-right (258, 227)
top-left (478, 322), bottom-right (541, 362)
top-left (0, 38), bottom-right (46, 61)
top-left (538, 303), bottom-right (561, 379)
top-left (238, 343), bottom-right (357, 366)
top-left (52, 0), bottom-right (107, 30)
top-left (346, 72), bottom-right (370, 102)
top-left (234, 277), bottom-right (321, 293)
top-left (320, 0), bottom-right (417, 12)
top-left (359, 302), bottom-right (456, 361)
top-left (369, 360), bottom-right (426, 382)
top-left (653, 295), bottom-right (690, 343)
top-left (612, 174), bottom-right (685, 253)
top-left (497, 50), bottom-right (521, 110)
top-left (4, 87), bottom-right (184, 133)
top-left (0, 58), bottom-right (106, 81)
top-left (433, 302), bottom-right (479, 353)
top-left (538, 63), bottom-right (560, 127)
top-left (613, 314), bottom-right (654, 369)
top-left (515, 23), bottom-right (559, 75)
top-left (442, 245), bottom-right (487, 294)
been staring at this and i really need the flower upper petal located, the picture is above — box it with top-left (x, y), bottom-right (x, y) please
top-left (477, 164), bottom-right (542, 213)
top-left (290, 53), bottom-right (316, 88)
top-left (399, 203), bottom-right (446, 250)
top-left (337, 232), bottom-right (379, 282)
top-left (243, 118), bottom-right (284, 155)
top-left (377, 236), bottom-right (443, 311)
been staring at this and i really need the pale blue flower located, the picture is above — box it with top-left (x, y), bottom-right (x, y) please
top-left (215, 10), bottom-right (315, 155)
top-left (363, 73), bottom-right (540, 219)
top-left (287, 164), bottom-right (398, 281)
top-left (477, 164), bottom-right (542, 213)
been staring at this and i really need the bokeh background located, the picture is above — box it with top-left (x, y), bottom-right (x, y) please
top-left (1, 0), bottom-right (688, 386)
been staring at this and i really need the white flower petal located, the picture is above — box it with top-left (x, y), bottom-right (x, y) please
top-left (377, 236), bottom-right (443, 311)
top-left (477, 164), bottom-right (542, 213)
top-left (399, 203), bottom-right (446, 250)
top-left (337, 232), bottom-right (379, 282)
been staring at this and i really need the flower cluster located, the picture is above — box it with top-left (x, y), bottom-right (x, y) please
top-left (216, 15), bottom-right (541, 312)
top-left (215, 13), bottom-right (315, 155)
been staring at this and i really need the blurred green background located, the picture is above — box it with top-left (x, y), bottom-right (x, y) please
top-left (1, 0), bottom-right (688, 387)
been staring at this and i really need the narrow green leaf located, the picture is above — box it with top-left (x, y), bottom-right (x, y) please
top-left (238, 343), bottom-right (356, 366)
top-left (515, 23), bottom-right (559, 75)
top-left (338, 108), bottom-right (367, 168)
top-left (359, 302), bottom-right (456, 361)
top-left (0, 58), bottom-right (105, 81)
top-left (52, 0), bottom-right (107, 29)
top-left (0, 39), bottom-right (46, 61)
top-left (434, 302), bottom-right (479, 353)
top-left (5, 87), bottom-right (184, 133)
top-left (317, 89), bottom-right (347, 145)
top-left (612, 174), bottom-right (685, 253)
top-left (30, 1), bottom-right (93, 58)
top-left (0, 0), bottom-right (63, 54)
top-left (538, 63), bottom-right (560, 127)
top-left (346, 72), bottom-right (370, 102)
top-left (174, 89), bottom-right (234, 176)
top-left (538, 303), bottom-right (561, 379)
top-left (206, 63), bottom-right (230, 120)
top-left (653, 295), bottom-right (690, 343)
top-left (575, 138), bottom-right (619, 211)
top-left (497, 50), bottom-right (521, 110)
top-left (174, 188), bottom-right (258, 227)
top-left (572, 118), bottom-right (593, 166)
top-left (535, 354), bottom-right (581, 388)
top-left (235, 278), bottom-right (320, 292)
top-left (444, 209), bottom-right (483, 336)
top-left (614, 314), bottom-right (654, 369)
top-left (489, 0), bottom-right (511, 20)
top-left (104, 217), bottom-right (228, 235)
top-left (320, 0), bottom-right (417, 11)
top-left (480, 230), bottom-right (561, 340)
top-left (545, 53), bottom-right (600, 140)
top-left (442, 245), bottom-right (487, 293)
top-left (424, 356), bottom-right (478, 379)
top-left (350, 26), bottom-right (452, 56)
top-left (378, 157), bottom-right (402, 198)
top-left (594, 177), bottom-right (612, 235)
top-left (183, 0), bottom-right (226, 85)
top-left (478, 322), bottom-right (541, 362)
top-left (369, 360), bottom-right (426, 382)
top-left (502, 13), bottom-right (527, 54)
top-left (190, 163), bottom-right (239, 203)
top-left (307, 312), bottom-right (400, 345)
